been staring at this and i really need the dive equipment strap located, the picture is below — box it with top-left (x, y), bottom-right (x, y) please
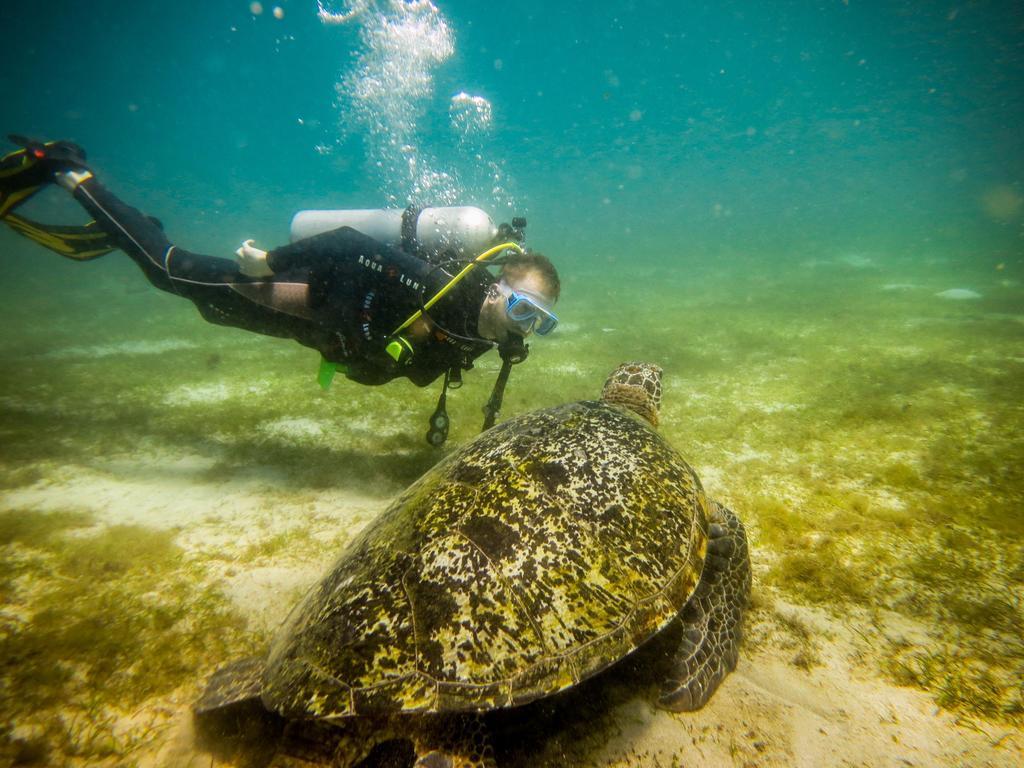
top-left (400, 205), bottom-right (422, 254)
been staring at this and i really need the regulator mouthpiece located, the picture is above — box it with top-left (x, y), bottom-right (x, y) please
top-left (498, 335), bottom-right (529, 365)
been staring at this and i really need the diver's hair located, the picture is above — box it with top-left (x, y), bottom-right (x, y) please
top-left (500, 251), bottom-right (561, 301)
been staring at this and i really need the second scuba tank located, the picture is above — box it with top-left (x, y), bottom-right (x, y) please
top-left (289, 206), bottom-right (498, 258)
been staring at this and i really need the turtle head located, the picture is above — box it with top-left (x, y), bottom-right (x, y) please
top-left (601, 362), bottom-right (663, 427)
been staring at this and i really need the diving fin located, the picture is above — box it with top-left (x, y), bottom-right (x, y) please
top-left (3, 211), bottom-right (115, 260)
top-left (0, 134), bottom-right (88, 218)
top-left (1, 135), bottom-right (108, 260)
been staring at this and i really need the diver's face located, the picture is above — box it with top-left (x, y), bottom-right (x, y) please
top-left (477, 272), bottom-right (557, 342)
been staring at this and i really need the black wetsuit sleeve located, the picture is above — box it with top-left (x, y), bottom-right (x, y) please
top-left (266, 226), bottom-right (441, 294)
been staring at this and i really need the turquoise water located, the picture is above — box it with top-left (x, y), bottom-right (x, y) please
top-left (5, 1), bottom-right (1021, 260)
top-left (1, 2), bottom-right (1022, 766)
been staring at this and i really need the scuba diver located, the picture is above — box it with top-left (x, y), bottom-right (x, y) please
top-left (0, 135), bottom-right (560, 445)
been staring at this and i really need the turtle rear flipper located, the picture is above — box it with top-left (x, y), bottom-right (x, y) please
top-left (195, 655), bottom-right (266, 713)
top-left (657, 501), bottom-right (751, 711)
top-left (411, 714), bottom-right (497, 768)
top-left (194, 656), bottom-right (285, 759)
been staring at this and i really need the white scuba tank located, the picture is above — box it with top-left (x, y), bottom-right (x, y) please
top-left (289, 206), bottom-right (498, 258)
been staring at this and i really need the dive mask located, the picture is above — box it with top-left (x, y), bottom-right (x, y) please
top-left (505, 288), bottom-right (558, 336)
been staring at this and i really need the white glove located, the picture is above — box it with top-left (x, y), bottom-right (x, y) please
top-left (235, 239), bottom-right (273, 278)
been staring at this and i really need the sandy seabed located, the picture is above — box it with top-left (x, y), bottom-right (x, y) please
top-left (2, 452), bottom-right (1020, 768)
top-left (1, 251), bottom-right (1021, 766)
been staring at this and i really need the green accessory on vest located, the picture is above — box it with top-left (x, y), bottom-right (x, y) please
top-left (317, 358), bottom-right (348, 390)
top-left (385, 335), bottom-right (415, 365)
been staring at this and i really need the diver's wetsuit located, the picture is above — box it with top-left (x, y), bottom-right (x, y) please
top-left (67, 177), bottom-right (494, 386)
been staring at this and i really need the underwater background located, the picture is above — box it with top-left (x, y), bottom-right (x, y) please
top-left (1, 1), bottom-right (1021, 766)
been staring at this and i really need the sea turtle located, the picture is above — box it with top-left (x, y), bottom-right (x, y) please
top-left (195, 362), bottom-right (751, 767)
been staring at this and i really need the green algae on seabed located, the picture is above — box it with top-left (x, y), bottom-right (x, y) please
top-left (0, 509), bottom-right (253, 766)
top-left (0, 251), bottom-right (1021, 765)
top-left (0, 332), bottom-right (447, 498)
top-left (558, 259), bottom-right (1024, 726)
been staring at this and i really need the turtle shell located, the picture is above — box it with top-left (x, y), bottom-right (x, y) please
top-left (262, 400), bottom-right (709, 719)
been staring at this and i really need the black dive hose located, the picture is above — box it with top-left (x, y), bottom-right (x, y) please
top-left (425, 338), bottom-right (528, 446)
top-left (481, 338), bottom-right (529, 431)
top-left (481, 359), bottom-right (513, 432)
top-left (426, 369), bottom-right (451, 447)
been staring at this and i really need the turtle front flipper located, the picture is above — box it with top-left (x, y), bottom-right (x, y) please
top-left (412, 714), bottom-right (497, 768)
top-left (657, 501), bottom-right (751, 711)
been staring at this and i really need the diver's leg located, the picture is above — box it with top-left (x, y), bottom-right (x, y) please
top-left (2, 139), bottom-right (320, 347)
top-left (657, 501), bottom-right (751, 711)
top-left (58, 172), bottom-right (317, 334)
top-left (58, 171), bottom-right (238, 293)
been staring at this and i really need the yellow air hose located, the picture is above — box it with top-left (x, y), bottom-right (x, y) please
top-left (319, 242), bottom-right (525, 387)
top-left (391, 241), bottom-right (524, 336)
